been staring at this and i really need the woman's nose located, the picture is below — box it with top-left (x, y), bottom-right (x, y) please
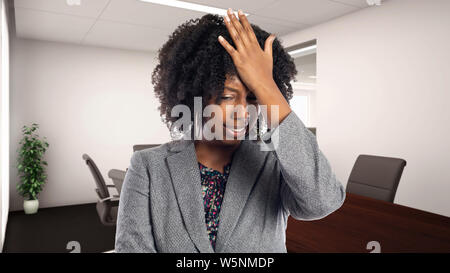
top-left (232, 101), bottom-right (249, 121)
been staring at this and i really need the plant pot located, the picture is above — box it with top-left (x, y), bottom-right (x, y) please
top-left (24, 199), bottom-right (39, 214)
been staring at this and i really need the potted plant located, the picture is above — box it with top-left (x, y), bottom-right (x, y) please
top-left (17, 123), bottom-right (49, 214)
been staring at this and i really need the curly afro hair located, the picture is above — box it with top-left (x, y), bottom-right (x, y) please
top-left (151, 13), bottom-right (297, 127)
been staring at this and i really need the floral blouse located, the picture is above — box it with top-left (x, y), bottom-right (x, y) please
top-left (198, 161), bottom-right (231, 250)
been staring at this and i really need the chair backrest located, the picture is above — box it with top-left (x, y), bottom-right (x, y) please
top-left (133, 144), bottom-right (160, 152)
top-left (307, 127), bottom-right (316, 136)
top-left (82, 154), bottom-right (109, 199)
top-left (346, 154), bottom-right (407, 203)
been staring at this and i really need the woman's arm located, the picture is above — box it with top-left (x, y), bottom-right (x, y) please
top-left (266, 111), bottom-right (346, 220)
top-left (218, 9), bottom-right (345, 220)
top-left (115, 151), bottom-right (157, 252)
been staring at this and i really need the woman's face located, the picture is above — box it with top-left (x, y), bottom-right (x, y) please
top-left (204, 74), bottom-right (259, 146)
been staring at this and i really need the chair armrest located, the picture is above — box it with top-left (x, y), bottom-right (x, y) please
top-left (98, 196), bottom-right (120, 203)
top-left (98, 196), bottom-right (114, 203)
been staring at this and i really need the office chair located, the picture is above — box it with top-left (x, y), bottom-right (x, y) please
top-left (108, 169), bottom-right (126, 195)
top-left (307, 127), bottom-right (316, 136)
top-left (82, 154), bottom-right (119, 226)
top-left (346, 154), bottom-right (407, 203)
top-left (132, 144), bottom-right (160, 152)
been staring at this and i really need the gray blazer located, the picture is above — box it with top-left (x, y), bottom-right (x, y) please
top-left (115, 111), bottom-right (346, 253)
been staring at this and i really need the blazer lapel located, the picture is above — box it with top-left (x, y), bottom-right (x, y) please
top-left (215, 140), bottom-right (268, 252)
top-left (166, 140), bottom-right (214, 253)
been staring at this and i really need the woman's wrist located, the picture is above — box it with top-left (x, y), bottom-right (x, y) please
top-left (252, 79), bottom-right (292, 125)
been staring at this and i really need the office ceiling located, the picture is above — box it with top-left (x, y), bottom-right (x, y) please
top-left (13, 0), bottom-right (377, 52)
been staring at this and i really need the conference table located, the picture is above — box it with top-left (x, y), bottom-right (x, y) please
top-left (285, 192), bottom-right (450, 253)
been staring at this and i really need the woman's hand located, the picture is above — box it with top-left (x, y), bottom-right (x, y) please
top-left (218, 8), bottom-right (292, 125)
top-left (219, 8), bottom-right (276, 94)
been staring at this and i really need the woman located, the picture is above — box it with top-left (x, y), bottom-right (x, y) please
top-left (115, 8), bottom-right (345, 253)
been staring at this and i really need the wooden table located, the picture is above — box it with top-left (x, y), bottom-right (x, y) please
top-left (286, 193), bottom-right (450, 253)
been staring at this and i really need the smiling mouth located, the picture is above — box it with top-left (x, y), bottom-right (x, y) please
top-left (223, 124), bottom-right (247, 138)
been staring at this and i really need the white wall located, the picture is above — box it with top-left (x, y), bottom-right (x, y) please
top-left (0, 0), bottom-right (10, 251)
top-left (10, 38), bottom-right (170, 211)
top-left (280, 0), bottom-right (450, 216)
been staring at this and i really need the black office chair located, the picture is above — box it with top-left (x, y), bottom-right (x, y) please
top-left (346, 154), bottom-right (407, 203)
top-left (108, 169), bottom-right (126, 195)
top-left (307, 127), bottom-right (316, 136)
top-left (82, 154), bottom-right (119, 226)
top-left (132, 144), bottom-right (160, 152)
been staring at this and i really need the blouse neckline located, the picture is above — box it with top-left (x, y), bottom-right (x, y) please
top-left (198, 161), bottom-right (231, 176)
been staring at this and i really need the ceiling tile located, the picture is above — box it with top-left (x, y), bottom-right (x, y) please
top-left (83, 19), bottom-right (172, 52)
top-left (13, 0), bottom-right (369, 53)
top-left (182, 0), bottom-right (279, 14)
top-left (14, 0), bottom-right (110, 18)
top-left (256, 0), bottom-right (360, 25)
top-left (100, 0), bottom-right (207, 31)
top-left (247, 14), bottom-right (309, 36)
top-left (15, 7), bottom-right (95, 44)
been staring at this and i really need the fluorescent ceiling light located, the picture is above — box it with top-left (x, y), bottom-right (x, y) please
top-left (139, 0), bottom-right (250, 16)
top-left (293, 82), bottom-right (315, 86)
top-left (288, 45), bottom-right (317, 56)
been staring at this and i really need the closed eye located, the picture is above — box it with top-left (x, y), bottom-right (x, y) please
top-left (221, 95), bottom-right (234, 100)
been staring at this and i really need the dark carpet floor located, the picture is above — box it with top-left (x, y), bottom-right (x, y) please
top-left (3, 203), bottom-right (116, 253)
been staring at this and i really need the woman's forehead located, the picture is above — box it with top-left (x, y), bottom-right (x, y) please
top-left (224, 75), bottom-right (250, 93)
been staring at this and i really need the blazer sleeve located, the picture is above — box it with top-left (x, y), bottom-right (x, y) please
top-left (115, 150), bottom-right (157, 252)
top-left (262, 110), bottom-right (346, 220)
